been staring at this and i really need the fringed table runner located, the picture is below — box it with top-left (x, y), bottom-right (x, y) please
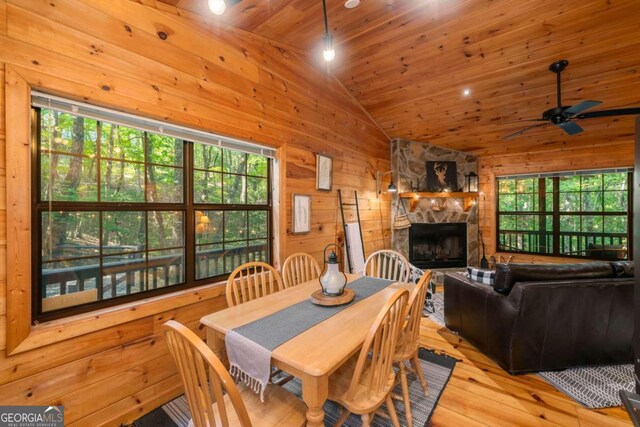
top-left (225, 276), bottom-right (396, 400)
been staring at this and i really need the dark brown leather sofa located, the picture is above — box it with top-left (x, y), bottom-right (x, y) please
top-left (444, 261), bottom-right (634, 374)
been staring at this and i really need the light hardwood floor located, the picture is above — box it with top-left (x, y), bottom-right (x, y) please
top-left (420, 317), bottom-right (632, 426)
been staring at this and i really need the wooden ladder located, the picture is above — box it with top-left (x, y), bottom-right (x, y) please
top-left (338, 189), bottom-right (366, 274)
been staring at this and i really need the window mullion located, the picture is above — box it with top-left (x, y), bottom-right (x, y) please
top-left (538, 178), bottom-right (546, 254)
top-left (185, 141), bottom-right (195, 285)
top-left (552, 177), bottom-right (560, 256)
top-left (628, 171), bottom-right (634, 260)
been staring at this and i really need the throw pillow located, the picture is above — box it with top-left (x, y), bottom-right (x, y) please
top-left (467, 267), bottom-right (495, 286)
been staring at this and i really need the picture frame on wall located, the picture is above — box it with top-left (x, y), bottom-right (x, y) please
top-left (292, 194), bottom-right (311, 235)
top-left (316, 153), bottom-right (333, 191)
top-left (426, 160), bottom-right (458, 192)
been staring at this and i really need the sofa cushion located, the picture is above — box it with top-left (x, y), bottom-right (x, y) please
top-left (467, 267), bottom-right (495, 285)
top-left (611, 261), bottom-right (634, 277)
top-left (493, 261), bottom-right (615, 294)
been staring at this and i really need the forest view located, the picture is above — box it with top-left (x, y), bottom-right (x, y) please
top-left (497, 173), bottom-right (629, 258)
top-left (37, 108), bottom-right (270, 314)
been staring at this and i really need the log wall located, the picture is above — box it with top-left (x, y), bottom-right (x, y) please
top-left (0, 0), bottom-right (390, 424)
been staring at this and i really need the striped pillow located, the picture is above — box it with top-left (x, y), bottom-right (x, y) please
top-left (467, 267), bottom-right (495, 286)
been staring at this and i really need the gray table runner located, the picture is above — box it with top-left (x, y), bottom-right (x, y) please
top-left (233, 276), bottom-right (395, 350)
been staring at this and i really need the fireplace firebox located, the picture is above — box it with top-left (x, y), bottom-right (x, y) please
top-left (409, 223), bottom-right (467, 269)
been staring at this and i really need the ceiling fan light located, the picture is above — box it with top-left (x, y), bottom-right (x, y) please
top-left (208, 0), bottom-right (226, 15)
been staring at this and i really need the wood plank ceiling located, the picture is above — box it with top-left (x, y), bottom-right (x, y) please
top-left (157, 0), bottom-right (640, 157)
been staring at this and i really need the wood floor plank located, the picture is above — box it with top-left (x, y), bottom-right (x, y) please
top-left (429, 405), bottom-right (488, 427)
top-left (576, 406), bottom-right (633, 427)
top-left (419, 317), bottom-right (632, 426)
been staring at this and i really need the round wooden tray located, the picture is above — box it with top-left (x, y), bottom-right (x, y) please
top-left (310, 288), bottom-right (355, 306)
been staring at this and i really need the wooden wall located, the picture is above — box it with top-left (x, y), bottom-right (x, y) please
top-left (0, 0), bottom-right (389, 425)
top-left (477, 141), bottom-right (634, 264)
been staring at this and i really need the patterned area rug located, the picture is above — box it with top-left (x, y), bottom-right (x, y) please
top-left (132, 349), bottom-right (456, 427)
top-left (426, 292), bottom-right (634, 408)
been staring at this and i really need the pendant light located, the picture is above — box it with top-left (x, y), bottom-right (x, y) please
top-left (322, 0), bottom-right (335, 61)
top-left (208, 0), bottom-right (226, 15)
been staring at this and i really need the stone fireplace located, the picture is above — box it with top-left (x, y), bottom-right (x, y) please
top-left (409, 223), bottom-right (467, 269)
top-left (391, 138), bottom-right (479, 268)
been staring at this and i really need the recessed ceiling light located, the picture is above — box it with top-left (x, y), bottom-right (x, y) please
top-left (462, 88), bottom-right (471, 97)
top-left (344, 0), bottom-right (360, 8)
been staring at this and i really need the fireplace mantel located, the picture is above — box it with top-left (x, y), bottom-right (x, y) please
top-left (399, 191), bottom-right (478, 212)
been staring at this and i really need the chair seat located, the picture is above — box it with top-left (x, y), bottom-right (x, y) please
top-left (188, 383), bottom-right (307, 427)
top-left (328, 354), bottom-right (396, 414)
top-left (394, 333), bottom-right (420, 361)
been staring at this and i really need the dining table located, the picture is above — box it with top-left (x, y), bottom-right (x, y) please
top-left (200, 273), bottom-right (414, 427)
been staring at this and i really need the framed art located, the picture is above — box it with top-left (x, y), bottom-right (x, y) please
top-left (426, 161), bottom-right (458, 192)
top-left (292, 194), bottom-right (311, 234)
top-left (316, 153), bottom-right (333, 191)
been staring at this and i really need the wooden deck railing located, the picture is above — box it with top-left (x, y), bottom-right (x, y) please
top-left (42, 243), bottom-right (268, 300)
top-left (498, 230), bottom-right (628, 259)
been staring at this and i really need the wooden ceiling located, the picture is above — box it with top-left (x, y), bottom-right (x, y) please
top-left (157, 0), bottom-right (640, 157)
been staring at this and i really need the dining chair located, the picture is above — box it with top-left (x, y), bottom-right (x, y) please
top-left (226, 261), bottom-right (284, 307)
top-left (282, 252), bottom-right (322, 288)
top-left (163, 320), bottom-right (307, 427)
top-left (225, 262), bottom-right (291, 384)
top-left (393, 270), bottom-right (432, 427)
top-left (363, 250), bottom-right (410, 283)
top-left (327, 288), bottom-right (410, 427)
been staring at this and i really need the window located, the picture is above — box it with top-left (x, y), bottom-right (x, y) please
top-left (496, 170), bottom-right (632, 259)
top-left (34, 103), bottom-right (272, 321)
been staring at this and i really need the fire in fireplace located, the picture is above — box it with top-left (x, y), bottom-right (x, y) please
top-left (409, 223), bottom-right (467, 269)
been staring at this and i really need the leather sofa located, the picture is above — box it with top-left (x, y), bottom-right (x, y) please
top-left (444, 261), bottom-right (634, 374)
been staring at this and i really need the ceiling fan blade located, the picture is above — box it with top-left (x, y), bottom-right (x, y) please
top-left (565, 100), bottom-right (602, 116)
top-left (576, 107), bottom-right (640, 119)
top-left (503, 123), bottom-right (550, 140)
top-left (557, 121), bottom-right (584, 135)
top-left (502, 118), bottom-right (548, 123)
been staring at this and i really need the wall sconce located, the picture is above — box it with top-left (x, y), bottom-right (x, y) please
top-left (465, 172), bottom-right (479, 192)
top-left (376, 171), bottom-right (397, 196)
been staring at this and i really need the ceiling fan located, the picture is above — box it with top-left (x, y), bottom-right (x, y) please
top-left (503, 60), bottom-right (640, 139)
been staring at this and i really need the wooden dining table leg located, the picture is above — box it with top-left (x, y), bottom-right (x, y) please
top-left (206, 328), bottom-right (228, 366)
top-left (302, 373), bottom-right (328, 427)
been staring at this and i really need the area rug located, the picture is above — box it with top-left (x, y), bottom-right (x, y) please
top-left (132, 348), bottom-right (456, 427)
top-left (426, 292), bottom-right (634, 408)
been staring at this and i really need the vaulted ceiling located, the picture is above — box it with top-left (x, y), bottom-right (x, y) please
top-left (157, 0), bottom-right (640, 157)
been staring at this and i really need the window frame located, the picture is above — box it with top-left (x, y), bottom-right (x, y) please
top-left (31, 107), bottom-right (272, 323)
top-left (495, 172), bottom-right (633, 259)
